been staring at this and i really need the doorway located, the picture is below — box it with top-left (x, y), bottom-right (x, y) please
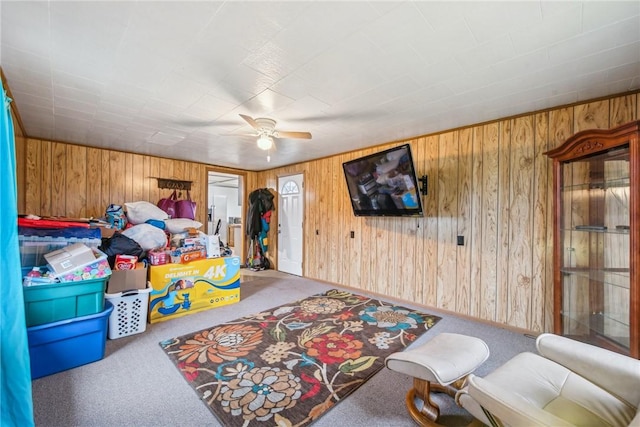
top-left (207, 170), bottom-right (244, 258)
top-left (277, 173), bottom-right (304, 276)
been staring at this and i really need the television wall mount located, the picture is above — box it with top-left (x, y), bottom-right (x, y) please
top-left (153, 177), bottom-right (192, 191)
top-left (419, 175), bottom-right (428, 196)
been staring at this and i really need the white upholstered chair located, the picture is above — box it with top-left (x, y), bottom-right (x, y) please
top-left (457, 333), bottom-right (640, 427)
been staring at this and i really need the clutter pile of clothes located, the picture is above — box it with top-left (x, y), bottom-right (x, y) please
top-left (246, 188), bottom-right (274, 271)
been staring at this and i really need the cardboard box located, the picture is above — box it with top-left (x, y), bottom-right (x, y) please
top-left (204, 235), bottom-right (221, 258)
top-left (45, 243), bottom-right (97, 275)
top-left (148, 256), bottom-right (240, 324)
top-left (106, 267), bottom-right (148, 294)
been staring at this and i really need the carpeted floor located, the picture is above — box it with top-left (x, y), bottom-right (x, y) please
top-left (31, 274), bottom-right (537, 426)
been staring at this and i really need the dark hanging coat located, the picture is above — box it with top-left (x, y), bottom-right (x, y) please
top-left (246, 188), bottom-right (274, 238)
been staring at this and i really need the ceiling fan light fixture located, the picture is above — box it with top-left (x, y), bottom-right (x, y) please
top-left (257, 134), bottom-right (273, 150)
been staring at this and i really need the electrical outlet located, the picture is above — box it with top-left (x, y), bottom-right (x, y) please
top-left (457, 235), bottom-right (464, 246)
top-left (350, 231), bottom-right (354, 238)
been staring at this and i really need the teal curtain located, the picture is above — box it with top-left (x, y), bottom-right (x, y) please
top-left (0, 82), bottom-right (35, 426)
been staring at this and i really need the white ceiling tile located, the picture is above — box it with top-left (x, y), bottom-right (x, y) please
top-left (54, 97), bottom-right (97, 116)
top-left (548, 20), bottom-right (631, 65)
top-left (463, 2), bottom-right (542, 43)
top-left (242, 41), bottom-right (301, 81)
top-left (54, 114), bottom-right (92, 130)
top-left (444, 66), bottom-right (499, 95)
top-left (367, 1), bottom-right (404, 16)
top-left (179, 36), bottom-right (251, 86)
top-left (181, 94), bottom-right (238, 122)
top-left (455, 35), bottom-right (516, 70)
top-left (410, 18), bottom-right (477, 66)
top-left (110, 42), bottom-right (174, 90)
top-left (216, 64), bottom-right (274, 102)
top-left (490, 48), bottom-right (550, 82)
top-left (51, 55), bottom-right (115, 85)
top-left (1, 47), bottom-right (51, 81)
top-left (152, 72), bottom-right (209, 109)
top-left (53, 85), bottom-right (100, 106)
top-left (270, 2), bottom-right (378, 65)
top-left (7, 89), bottom-right (53, 110)
top-left (406, 57), bottom-right (466, 89)
top-left (604, 78), bottom-right (640, 95)
top-left (606, 16), bottom-right (640, 47)
top-left (607, 62), bottom-right (640, 82)
top-left (20, 109), bottom-right (55, 127)
top-left (332, 75), bottom-right (422, 113)
top-left (54, 106), bottom-right (94, 123)
top-left (371, 43), bottom-right (430, 83)
top-left (52, 71), bottom-right (105, 95)
top-left (1, 1), bottom-right (51, 58)
top-left (238, 89), bottom-right (296, 117)
top-left (272, 96), bottom-right (331, 121)
top-left (509, 3), bottom-right (582, 53)
top-left (23, 126), bottom-right (54, 141)
top-left (196, 2), bottom-right (306, 53)
top-left (91, 114), bottom-right (132, 132)
top-left (583, 1), bottom-right (640, 32)
top-left (147, 131), bottom-right (186, 146)
top-left (2, 1), bottom-right (640, 170)
top-left (361, 3), bottom-right (433, 51)
top-left (123, 2), bottom-right (218, 56)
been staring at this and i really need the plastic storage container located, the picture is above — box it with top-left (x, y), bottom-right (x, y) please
top-left (18, 227), bottom-right (101, 270)
top-left (27, 301), bottom-right (113, 379)
top-left (23, 277), bottom-right (107, 327)
top-left (105, 287), bottom-right (151, 339)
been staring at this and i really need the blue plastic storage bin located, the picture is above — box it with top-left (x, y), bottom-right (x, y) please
top-left (28, 301), bottom-right (113, 379)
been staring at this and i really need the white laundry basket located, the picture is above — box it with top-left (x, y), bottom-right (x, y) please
top-left (105, 286), bottom-right (152, 339)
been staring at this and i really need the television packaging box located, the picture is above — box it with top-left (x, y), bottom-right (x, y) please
top-left (44, 247), bottom-right (112, 283)
top-left (106, 267), bottom-right (148, 294)
top-left (23, 277), bottom-right (107, 327)
top-left (44, 243), bottom-right (97, 275)
top-left (27, 301), bottom-right (113, 379)
top-left (148, 256), bottom-right (241, 324)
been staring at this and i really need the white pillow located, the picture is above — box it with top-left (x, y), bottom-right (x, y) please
top-left (125, 201), bottom-right (169, 225)
top-left (164, 218), bottom-right (203, 234)
top-left (122, 223), bottom-right (168, 250)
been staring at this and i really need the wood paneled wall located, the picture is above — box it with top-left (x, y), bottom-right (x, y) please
top-left (15, 90), bottom-right (639, 333)
top-left (257, 92), bottom-right (639, 332)
top-left (20, 140), bottom-right (256, 238)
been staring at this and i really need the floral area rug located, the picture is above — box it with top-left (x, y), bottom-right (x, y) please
top-left (160, 289), bottom-right (441, 427)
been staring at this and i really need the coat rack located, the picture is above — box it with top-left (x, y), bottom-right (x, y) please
top-left (152, 177), bottom-right (192, 191)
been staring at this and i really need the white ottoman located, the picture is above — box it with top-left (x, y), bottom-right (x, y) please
top-left (385, 333), bottom-right (490, 426)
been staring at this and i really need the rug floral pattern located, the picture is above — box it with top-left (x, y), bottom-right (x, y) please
top-left (160, 289), bottom-right (440, 427)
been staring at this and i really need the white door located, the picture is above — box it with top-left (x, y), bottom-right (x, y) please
top-left (277, 174), bottom-right (304, 276)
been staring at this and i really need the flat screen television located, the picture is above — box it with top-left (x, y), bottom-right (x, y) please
top-left (342, 144), bottom-right (424, 217)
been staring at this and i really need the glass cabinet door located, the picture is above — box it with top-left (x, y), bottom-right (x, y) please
top-left (560, 145), bottom-right (630, 352)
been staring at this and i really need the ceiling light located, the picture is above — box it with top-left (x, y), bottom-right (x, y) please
top-left (257, 135), bottom-right (273, 150)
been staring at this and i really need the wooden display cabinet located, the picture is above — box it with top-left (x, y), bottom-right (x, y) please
top-left (545, 121), bottom-right (639, 359)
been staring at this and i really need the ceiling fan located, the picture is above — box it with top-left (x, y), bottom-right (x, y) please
top-left (238, 114), bottom-right (312, 151)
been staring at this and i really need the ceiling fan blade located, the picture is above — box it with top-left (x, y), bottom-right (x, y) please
top-left (221, 132), bottom-right (258, 137)
top-left (239, 114), bottom-right (259, 130)
top-left (274, 130), bottom-right (312, 140)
